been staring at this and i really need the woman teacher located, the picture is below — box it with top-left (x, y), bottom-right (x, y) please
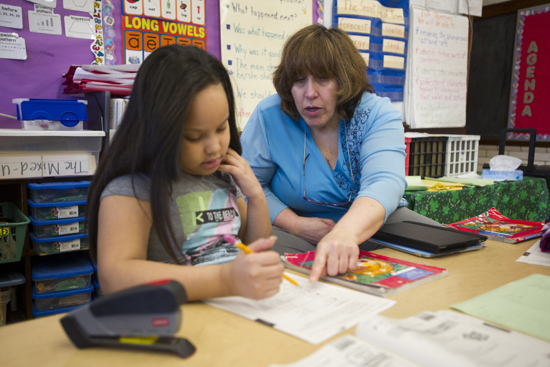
top-left (240, 25), bottom-right (439, 282)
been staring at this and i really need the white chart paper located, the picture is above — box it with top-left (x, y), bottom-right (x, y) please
top-left (220, 0), bottom-right (311, 129)
top-left (406, 8), bottom-right (468, 128)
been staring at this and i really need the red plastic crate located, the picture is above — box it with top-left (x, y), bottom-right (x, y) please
top-left (405, 137), bottom-right (411, 176)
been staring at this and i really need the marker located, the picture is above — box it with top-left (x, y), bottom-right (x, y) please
top-left (223, 234), bottom-right (299, 287)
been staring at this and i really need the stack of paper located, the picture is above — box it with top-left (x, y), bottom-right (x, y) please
top-left (62, 64), bottom-right (139, 96)
top-left (273, 309), bottom-right (550, 366)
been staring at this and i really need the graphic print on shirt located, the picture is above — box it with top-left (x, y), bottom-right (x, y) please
top-left (334, 107), bottom-right (370, 198)
top-left (176, 187), bottom-right (241, 266)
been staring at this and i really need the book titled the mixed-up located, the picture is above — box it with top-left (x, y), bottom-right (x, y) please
top-left (446, 207), bottom-right (543, 244)
top-left (282, 251), bottom-right (448, 297)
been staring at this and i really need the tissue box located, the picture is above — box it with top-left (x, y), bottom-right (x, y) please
top-left (482, 169), bottom-right (524, 180)
top-left (13, 99), bottom-right (87, 131)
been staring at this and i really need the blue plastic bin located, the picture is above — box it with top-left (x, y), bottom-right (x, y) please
top-left (30, 233), bottom-right (89, 256)
top-left (27, 181), bottom-right (91, 203)
top-left (32, 254), bottom-right (93, 295)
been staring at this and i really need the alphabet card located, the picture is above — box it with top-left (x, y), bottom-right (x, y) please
top-left (507, 4), bottom-right (550, 141)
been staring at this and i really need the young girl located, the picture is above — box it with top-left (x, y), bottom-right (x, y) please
top-left (86, 45), bottom-right (284, 301)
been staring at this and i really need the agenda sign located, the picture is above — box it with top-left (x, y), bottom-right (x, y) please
top-left (508, 5), bottom-right (550, 141)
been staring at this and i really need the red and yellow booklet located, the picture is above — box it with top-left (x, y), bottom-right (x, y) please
top-left (282, 250), bottom-right (448, 297)
top-left (446, 207), bottom-right (543, 244)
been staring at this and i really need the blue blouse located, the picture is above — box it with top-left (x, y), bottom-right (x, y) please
top-left (240, 92), bottom-right (407, 224)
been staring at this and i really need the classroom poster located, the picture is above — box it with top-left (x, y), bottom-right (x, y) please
top-left (405, 8), bottom-right (468, 128)
top-left (121, 0), bottom-right (207, 64)
top-left (333, 0), bottom-right (409, 102)
top-left (507, 4), bottom-right (550, 141)
top-left (220, 0), bottom-right (312, 129)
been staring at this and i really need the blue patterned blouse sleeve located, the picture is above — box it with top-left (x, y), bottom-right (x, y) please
top-left (353, 94), bottom-right (407, 221)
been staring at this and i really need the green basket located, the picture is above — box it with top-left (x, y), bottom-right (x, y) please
top-left (0, 202), bottom-right (30, 264)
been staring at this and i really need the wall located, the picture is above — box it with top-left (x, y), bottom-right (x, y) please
top-left (477, 145), bottom-right (550, 173)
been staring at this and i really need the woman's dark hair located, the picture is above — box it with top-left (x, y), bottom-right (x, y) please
top-left (273, 24), bottom-right (374, 121)
top-left (87, 45), bottom-right (241, 264)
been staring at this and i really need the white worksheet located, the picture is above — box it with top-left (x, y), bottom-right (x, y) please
top-left (269, 334), bottom-right (421, 367)
top-left (517, 240), bottom-right (550, 267)
top-left (356, 310), bottom-right (550, 367)
top-left (204, 273), bottom-right (396, 345)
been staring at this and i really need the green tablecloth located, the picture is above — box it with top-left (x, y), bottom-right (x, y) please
top-left (404, 176), bottom-right (550, 224)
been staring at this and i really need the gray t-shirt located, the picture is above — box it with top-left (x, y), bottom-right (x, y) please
top-left (100, 171), bottom-right (243, 266)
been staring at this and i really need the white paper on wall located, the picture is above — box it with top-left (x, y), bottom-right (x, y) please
top-left (220, 0), bottom-right (312, 129)
top-left (405, 7), bottom-right (469, 128)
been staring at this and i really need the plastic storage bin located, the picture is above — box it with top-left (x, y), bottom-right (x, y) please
top-left (29, 216), bottom-right (86, 238)
top-left (32, 285), bottom-right (93, 312)
top-left (28, 199), bottom-right (87, 221)
top-left (13, 98), bottom-right (87, 131)
top-left (0, 202), bottom-right (30, 264)
top-left (441, 135), bottom-right (480, 177)
top-left (92, 273), bottom-right (102, 298)
top-left (0, 287), bottom-right (11, 326)
top-left (407, 136), bottom-right (448, 178)
top-left (0, 271), bottom-right (25, 325)
top-left (30, 233), bottom-right (89, 256)
top-left (27, 181), bottom-right (91, 203)
top-left (32, 303), bottom-right (82, 317)
top-left (32, 253), bottom-right (93, 294)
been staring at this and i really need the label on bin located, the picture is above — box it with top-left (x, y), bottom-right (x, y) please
top-left (59, 222), bottom-right (79, 235)
top-left (57, 205), bottom-right (78, 219)
top-left (58, 239), bottom-right (80, 252)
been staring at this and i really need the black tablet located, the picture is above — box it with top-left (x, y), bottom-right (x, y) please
top-left (371, 221), bottom-right (487, 253)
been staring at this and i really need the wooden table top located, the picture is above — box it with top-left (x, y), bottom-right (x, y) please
top-left (1, 238), bottom-right (547, 367)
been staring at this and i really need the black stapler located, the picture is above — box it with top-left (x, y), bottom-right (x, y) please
top-left (60, 279), bottom-right (196, 358)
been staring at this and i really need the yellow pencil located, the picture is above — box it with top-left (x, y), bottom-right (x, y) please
top-left (224, 235), bottom-right (299, 287)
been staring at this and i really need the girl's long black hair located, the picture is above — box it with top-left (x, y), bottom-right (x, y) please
top-left (87, 45), bottom-right (241, 264)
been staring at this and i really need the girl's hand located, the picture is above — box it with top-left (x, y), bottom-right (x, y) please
top-left (222, 237), bottom-right (284, 300)
top-left (218, 148), bottom-right (263, 200)
top-left (309, 230), bottom-right (359, 282)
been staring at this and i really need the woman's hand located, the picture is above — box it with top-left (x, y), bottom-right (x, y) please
top-left (309, 229), bottom-right (360, 282)
top-left (221, 237), bottom-right (284, 300)
top-left (293, 216), bottom-right (336, 244)
top-left (218, 148), bottom-right (263, 200)
top-left (308, 197), bottom-right (386, 282)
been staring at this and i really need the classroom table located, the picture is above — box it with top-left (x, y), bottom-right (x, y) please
top-left (404, 176), bottom-right (550, 224)
top-left (1, 238), bottom-right (549, 367)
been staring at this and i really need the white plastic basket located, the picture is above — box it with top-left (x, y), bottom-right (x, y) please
top-left (442, 135), bottom-right (481, 177)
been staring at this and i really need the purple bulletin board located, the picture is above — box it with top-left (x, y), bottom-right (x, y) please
top-left (0, 0), bottom-right (221, 129)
